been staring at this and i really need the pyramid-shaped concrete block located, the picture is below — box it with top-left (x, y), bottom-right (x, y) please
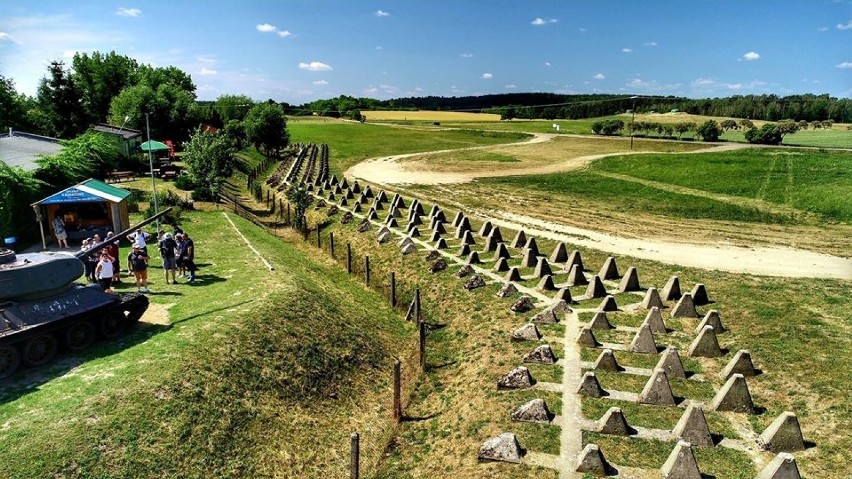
top-left (687, 326), bottom-right (723, 358)
top-left (523, 344), bottom-right (558, 364)
top-left (424, 249), bottom-right (442, 261)
top-left (639, 369), bottom-right (676, 405)
top-left (366, 209), bottom-right (379, 221)
top-left (388, 205), bottom-right (401, 218)
top-left (585, 275), bottom-right (608, 299)
top-left (489, 227), bottom-right (503, 244)
top-left (566, 263), bottom-right (589, 286)
top-left (721, 350), bottom-right (757, 379)
top-left (618, 266), bottom-right (641, 292)
top-left (434, 238), bottom-right (448, 250)
top-left (455, 220), bottom-right (471, 239)
top-left (691, 283), bottom-right (710, 306)
top-left (428, 204), bottom-right (440, 218)
top-left (408, 214), bottom-right (422, 226)
top-left (575, 443), bottom-right (611, 475)
top-left (497, 366), bottom-right (534, 389)
top-left (593, 349), bottom-right (622, 371)
top-left (511, 322), bottom-right (541, 341)
top-left (462, 230), bottom-right (476, 245)
top-left (673, 403), bottom-right (713, 447)
top-left (377, 231), bottom-right (391, 244)
top-left (327, 192), bottom-right (336, 201)
top-left (451, 210), bottom-right (464, 227)
top-left (655, 346), bottom-right (686, 379)
top-left (505, 267), bottom-right (522, 282)
top-left (456, 264), bottom-right (474, 278)
top-left (363, 185), bottom-right (373, 197)
top-left (660, 440), bottom-right (702, 479)
top-left (431, 219), bottom-right (447, 234)
top-left (429, 230), bottom-right (442, 242)
top-left (433, 210), bottom-right (446, 223)
top-left (554, 287), bottom-right (573, 304)
top-left (661, 275), bottom-right (682, 301)
top-left (510, 296), bottom-right (535, 313)
top-left (712, 373), bottom-right (754, 413)
top-left (644, 307), bottom-right (667, 334)
top-left (537, 274), bottom-right (557, 291)
top-left (377, 225), bottom-right (391, 237)
top-left (550, 242), bottom-right (569, 263)
top-left (386, 217), bottom-right (399, 228)
top-left (511, 398), bottom-right (553, 423)
top-left (352, 202), bottom-right (363, 213)
top-left (566, 249), bottom-right (584, 272)
top-left (523, 237), bottom-right (539, 257)
top-left (481, 234), bottom-right (498, 252)
top-left (430, 258), bottom-right (448, 273)
top-left (338, 197), bottom-right (348, 206)
top-left (576, 371), bottom-right (606, 397)
top-left (696, 310), bottom-right (725, 333)
top-left (756, 452), bottom-right (802, 479)
top-left (464, 274), bottom-right (487, 290)
top-left (413, 201), bottom-right (425, 215)
top-left (399, 236), bottom-right (414, 248)
top-left (478, 432), bottom-right (523, 464)
top-left (599, 295), bottom-right (618, 312)
top-left (497, 282), bottom-right (519, 298)
top-left (478, 220), bottom-right (493, 237)
top-left (466, 251), bottom-right (482, 265)
top-left (671, 293), bottom-right (699, 318)
top-left (493, 242), bottom-right (511, 260)
top-left (599, 256), bottom-right (620, 280)
top-left (401, 243), bottom-right (418, 255)
top-left (520, 248), bottom-right (538, 268)
top-left (510, 229), bottom-right (527, 249)
top-left (551, 299), bottom-right (571, 314)
top-left (588, 311), bottom-right (613, 330)
top-left (493, 257), bottom-right (510, 272)
top-left (759, 412), bottom-right (806, 452)
top-left (598, 407), bottom-right (633, 435)
top-left (532, 307), bottom-right (559, 324)
top-left (457, 243), bottom-right (471, 257)
top-left (408, 226), bottom-right (421, 237)
top-left (630, 323), bottom-right (658, 354)
top-left (351, 181), bottom-right (361, 193)
top-left (577, 327), bottom-right (601, 347)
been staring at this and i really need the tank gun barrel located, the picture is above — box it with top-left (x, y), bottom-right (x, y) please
top-left (75, 207), bottom-right (173, 260)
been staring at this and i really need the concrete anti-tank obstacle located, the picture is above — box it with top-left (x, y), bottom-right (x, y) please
top-left (575, 443), bottom-right (611, 476)
top-left (551, 299), bottom-right (571, 314)
top-left (687, 326), bottom-right (723, 358)
top-left (340, 178), bottom-right (349, 189)
top-left (589, 311), bottom-right (613, 330)
top-left (511, 398), bottom-right (553, 423)
top-left (662, 275), bottom-right (682, 301)
top-left (577, 326), bottom-right (601, 347)
top-left (408, 214), bottom-right (422, 226)
top-left (599, 256), bottom-right (620, 280)
top-left (481, 234), bottom-right (498, 253)
top-left (576, 371), bottom-right (606, 397)
top-left (401, 243), bottom-right (418, 255)
top-left (617, 266), bottom-right (641, 292)
top-left (519, 248), bottom-right (538, 268)
top-left (428, 230), bottom-right (441, 242)
top-left (598, 407), bottom-right (633, 435)
top-left (464, 274), bottom-right (487, 290)
top-left (566, 263), bottom-right (589, 286)
top-left (523, 237), bottom-right (540, 257)
top-left (644, 307), bottom-right (667, 334)
top-left (430, 258), bottom-right (448, 273)
top-left (550, 242), bottom-right (569, 263)
top-left (566, 249), bottom-right (584, 272)
top-left (498, 282), bottom-right (519, 298)
top-left (386, 217), bottom-right (399, 228)
top-left (554, 287), bottom-right (573, 304)
top-left (345, 189), bottom-right (355, 200)
top-left (642, 287), bottom-right (664, 309)
top-left (377, 225), bottom-right (391, 237)
top-left (489, 227), bottom-right (503, 244)
top-left (357, 219), bottom-right (372, 232)
top-left (351, 181), bottom-right (361, 193)
top-left (512, 322), bottom-right (541, 341)
top-left (593, 349), bottom-right (622, 371)
top-left (673, 403), bottom-right (713, 447)
top-left (338, 197), bottom-right (348, 206)
top-left (498, 366), bottom-right (534, 389)
top-left (532, 307), bottom-right (559, 324)
top-left (341, 211), bottom-right (354, 224)
top-left (352, 202), bottom-right (363, 213)
top-left (599, 295), bottom-right (618, 312)
top-left (374, 189), bottom-right (385, 201)
top-left (412, 200), bottom-right (425, 215)
top-left (536, 274), bottom-right (557, 291)
top-left (630, 323), bottom-right (658, 354)
top-left (639, 368), bottom-right (676, 405)
top-left (408, 226), bottom-right (421, 238)
top-left (455, 218), bottom-right (472, 239)
top-left (523, 344), bottom-right (558, 364)
top-left (377, 231), bottom-right (391, 244)
top-left (585, 275), bottom-right (608, 299)
top-left (505, 267), bottom-right (522, 282)
top-left (510, 296), bottom-right (535, 313)
top-left (510, 229), bottom-right (527, 249)
top-left (721, 350), bottom-right (757, 379)
top-left (696, 310), bottom-right (725, 333)
top-left (363, 185), bottom-right (373, 197)
top-left (478, 220), bottom-right (493, 237)
top-left (690, 283), bottom-right (710, 306)
top-left (451, 210), bottom-right (464, 228)
top-left (388, 205), bottom-right (401, 218)
top-left (456, 264), bottom-right (474, 278)
top-left (466, 251), bottom-right (482, 265)
top-left (428, 204), bottom-right (439, 218)
top-left (366, 209), bottom-right (379, 221)
top-left (493, 242), bottom-right (511, 260)
top-left (759, 412), bottom-right (806, 452)
top-left (478, 432), bottom-right (524, 464)
top-left (711, 373), bottom-right (755, 413)
top-left (656, 346), bottom-right (686, 379)
top-left (433, 210), bottom-right (446, 223)
top-left (493, 257), bottom-right (510, 272)
top-left (671, 293), bottom-right (699, 318)
top-left (461, 230), bottom-right (476, 245)
top-left (431, 220), bottom-right (447, 235)
top-left (425, 249), bottom-right (442, 261)
top-left (756, 452), bottom-right (802, 479)
top-left (660, 440), bottom-right (702, 479)
top-left (457, 243), bottom-right (471, 257)
top-left (399, 236), bottom-right (414, 248)
top-left (434, 238), bottom-right (448, 250)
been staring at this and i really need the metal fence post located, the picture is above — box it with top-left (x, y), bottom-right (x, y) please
top-left (347, 242), bottom-right (352, 274)
top-left (330, 232), bottom-right (335, 257)
top-left (419, 320), bottom-right (426, 373)
top-left (364, 255), bottom-right (370, 285)
top-left (350, 432), bottom-right (359, 479)
top-left (393, 359), bottom-right (402, 421)
top-left (390, 272), bottom-right (396, 307)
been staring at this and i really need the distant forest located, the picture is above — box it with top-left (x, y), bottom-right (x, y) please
top-left (294, 93), bottom-right (851, 123)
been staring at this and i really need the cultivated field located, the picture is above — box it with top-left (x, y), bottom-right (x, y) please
top-left (362, 110), bottom-right (501, 122)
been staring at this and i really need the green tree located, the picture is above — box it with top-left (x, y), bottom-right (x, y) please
top-left (214, 94), bottom-right (254, 123)
top-left (35, 61), bottom-right (86, 138)
top-left (744, 125), bottom-right (782, 145)
top-left (70, 51), bottom-right (139, 124)
top-left (0, 75), bottom-right (35, 132)
top-left (223, 119), bottom-right (247, 150)
top-left (720, 119), bottom-right (738, 131)
top-left (776, 120), bottom-right (800, 139)
top-left (244, 103), bottom-right (289, 157)
top-left (286, 183), bottom-right (312, 228)
top-left (674, 122), bottom-right (692, 139)
top-left (108, 82), bottom-right (199, 142)
top-left (0, 162), bottom-right (43, 239)
top-left (696, 119), bottom-right (722, 142)
top-left (182, 128), bottom-right (236, 199)
top-left (34, 131), bottom-right (120, 186)
top-left (738, 119), bottom-right (754, 129)
top-left (591, 119), bottom-right (624, 136)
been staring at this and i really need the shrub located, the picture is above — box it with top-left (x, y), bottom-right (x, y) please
top-left (591, 119), bottom-right (624, 136)
top-left (191, 186), bottom-right (217, 202)
top-left (744, 125), bottom-right (783, 145)
top-left (174, 173), bottom-right (196, 191)
top-left (696, 119), bottom-right (722, 142)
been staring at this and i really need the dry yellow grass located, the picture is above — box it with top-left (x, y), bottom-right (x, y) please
top-left (362, 110), bottom-right (501, 122)
top-left (620, 112), bottom-right (772, 127)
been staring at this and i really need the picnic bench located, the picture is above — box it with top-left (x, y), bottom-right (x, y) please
top-left (106, 171), bottom-right (136, 183)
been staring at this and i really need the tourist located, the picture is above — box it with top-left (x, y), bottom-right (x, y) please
top-left (80, 238), bottom-right (95, 282)
top-left (127, 245), bottom-right (150, 293)
top-left (179, 232), bottom-right (196, 282)
top-left (52, 212), bottom-right (69, 248)
top-left (128, 228), bottom-right (150, 255)
top-left (159, 232), bottom-right (178, 284)
top-left (95, 250), bottom-right (115, 293)
top-left (106, 231), bottom-right (121, 284)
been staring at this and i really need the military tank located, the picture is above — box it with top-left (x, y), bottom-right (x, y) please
top-left (0, 209), bottom-right (171, 379)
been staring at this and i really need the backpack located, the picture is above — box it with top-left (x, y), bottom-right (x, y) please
top-left (160, 238), bottom-right (177, 258)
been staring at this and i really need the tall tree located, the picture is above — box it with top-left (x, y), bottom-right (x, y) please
top-left (0, 75), bottom-right (34, 132)
top-left (214, 94), bottom-right (254, 123)
top-left (244, 103), bottom-right (289, 157)
top-left (0, 162), bottom-right (43, 240)
top-left (182, 128), bottom-right (236, 198)
top-left (70, 51), bottom-right (139, 125)
top-left (696, 119), bottom-right (722, 142)
top-left (35, 61), bottom-right (86, 138)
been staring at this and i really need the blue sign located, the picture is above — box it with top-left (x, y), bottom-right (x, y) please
top-left (40, 187), bottom-right (103, 205)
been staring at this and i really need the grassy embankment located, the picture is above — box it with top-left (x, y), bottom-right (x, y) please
top-left (0, 210), bottom-right (418, 479)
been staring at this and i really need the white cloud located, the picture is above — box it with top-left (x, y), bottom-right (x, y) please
top-left (544, 61), bottom-right (551, 66)
top-left (62, 50), bottom-right (76, 58)
top-left (375, 10), bottom-right (390, 17)
top-left (482, 72), bottom-right (493, 79)
top-left (277, 30), bottom-right (292, 37)
top-left (116, 7), bottom-right (141, 17)
top-left (725, 83), bottom-right (743, 90)
top-left (460, 53), bottom-right (474, 58)
top-left (622, 48), bottom-right (633, 53)
top-left (692, 77), bottom-right (716, 87)
top-left (375, 46), bottom-right (383, 50)
top-left (198, 56), bottom-right (216, 63)
top-left (313, 79), bottom-right (329, 85)
top-left (837, 62), bottom-right (852, 69)
top-left (0, 32), bottom-right (18, 43)
top-left (298, 61), bottom-right (332, 71)
top-left (505, 84), bottom-right (517, 89)
top-left (837, 20), bottom-right (852, 30)
top-left (742, 51), bottom-right (760, 61)
top-left (200, 68), bottom-right (217, 76)
top-left (643, 41), bottom-right (657, 46)
top-left (531, 17), bottom-right (558, 26)
top-left (364, 86), bottom-right (379, 94)
top-left (817, 26), bottom-right (829, 32)
top-left (578, 27), bottom-right (587, 32)
top-left (256, 23), bottom-right (277, 32)
top-left (593, 73), bottom-right (605, 80)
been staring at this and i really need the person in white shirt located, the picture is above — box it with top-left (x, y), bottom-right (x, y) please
top-left (95, 251), bottom-right (115, 293)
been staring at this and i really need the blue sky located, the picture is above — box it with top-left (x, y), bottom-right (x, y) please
top-left (1, 1), bottom-right (850, 103)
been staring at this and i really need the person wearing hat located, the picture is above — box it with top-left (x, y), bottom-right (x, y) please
top-left (127, 244), bottom-right (150, 293)
top-left (158, 232), bottom-right (178, 284)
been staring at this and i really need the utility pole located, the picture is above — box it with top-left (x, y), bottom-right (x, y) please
top-left (630, 96), bottom-right (639, 150)
top-left (145, 113), bottom-right (161, 231)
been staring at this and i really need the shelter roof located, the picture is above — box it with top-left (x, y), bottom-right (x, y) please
top-left (33, 178), bottom-right (131, 206)
top-left (92, 123), bottom-right (143, 140)
top-left (0, 130), bottom-right (64, 171)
